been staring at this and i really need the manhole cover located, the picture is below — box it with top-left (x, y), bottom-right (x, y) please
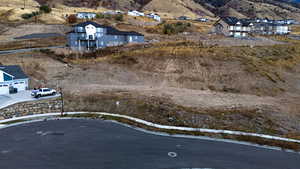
top-left (168, 152), bottom-right (177, 158)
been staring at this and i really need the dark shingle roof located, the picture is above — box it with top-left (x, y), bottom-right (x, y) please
top-left (72, 21), bottom-right (144, 36)
top-left (0, 65), bottom-right (28, 79)
top-left (73, 21), bottom-right (106, 28)
top-left (222, 17), bottom-right (252, 26)
top-left (106, 26), bottom-right (143, 36)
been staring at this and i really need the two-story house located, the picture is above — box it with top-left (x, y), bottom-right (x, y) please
top-left (67, 21), bottom-right (144, 51)
top-left (214, 17), bottom-right (253, 38)
top-left (128, 10), bottom-right (145, 17)
top-left (146, 13), bottom-right (161, 22)
top-left (0, 65), bottom-right (29, 95)
top-left (215, 17), bottom-right (291, 37)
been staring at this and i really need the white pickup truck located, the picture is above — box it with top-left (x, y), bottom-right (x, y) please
top-left (31, 88), bottom-right (57, 98)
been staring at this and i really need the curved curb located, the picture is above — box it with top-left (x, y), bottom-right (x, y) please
top-left (0, 112), bottom-right (300, 144)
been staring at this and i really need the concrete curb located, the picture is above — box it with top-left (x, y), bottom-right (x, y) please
top-left (0, 112), bottom-right (300, 144)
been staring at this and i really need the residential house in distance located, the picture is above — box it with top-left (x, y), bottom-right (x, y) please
top-left (0, 65), bottom-right (29, 95)
top-left (214, 17), bottom-right (253, 37)
top-left (76, 12), bottom-right (97, 19)
top-left (128, 10), bottom-right (145, 17)
top-left (215, 17), bottom-right (291, 37)
top-left (146, 13), bottom-right (161, 22)
top-left (178, 16), bottom-right (190, 20)
top-left (103, 10), bottom-right (124, 15)
top-left (67, 21), bottom-right (144, 51)
top-left (195, 18), bottom-right (209, 22)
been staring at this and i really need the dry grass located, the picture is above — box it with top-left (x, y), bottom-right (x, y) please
top-left (291, 25), bottom-right (300, 35)
top-left (43, 39), bottom-right (300, 96)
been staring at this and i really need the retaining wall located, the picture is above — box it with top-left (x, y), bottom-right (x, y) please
top-left (0, 98), bottom-right (62, 120)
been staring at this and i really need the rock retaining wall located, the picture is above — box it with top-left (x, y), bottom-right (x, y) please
top-left (0, 98), bottom-right (62, 120)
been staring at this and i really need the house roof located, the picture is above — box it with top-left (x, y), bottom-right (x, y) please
top-left (0, 65), bottom-right (28, 79)
top-left (73, 21), bottom-right (107, 28)
top-left (77, 12), bottom-right (96, 14)
top-left (106, 26), bottom-right (144, 36)
top-left (71, 21), bottom-right (144, 36)
top-left (221, 17), bottom-right (252, 26)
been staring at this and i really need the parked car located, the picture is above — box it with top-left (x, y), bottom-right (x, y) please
top-left (31, 88), bottom-right (57, 98)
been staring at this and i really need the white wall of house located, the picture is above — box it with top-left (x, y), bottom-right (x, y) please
top-left (76, 13), bottom-right (96, 19)
top-left (0, 70), bottom-right (4, 83)
top-left (128, 11), bottom-right (144, 17)
top-left (275, 25), bottom-right (289, 34)
top-left (0, 71), bottom-right (29, 95)
top-left (85, 24), bottom-right (97, 40)
top-left (0, 84), bottom-right (9, 95)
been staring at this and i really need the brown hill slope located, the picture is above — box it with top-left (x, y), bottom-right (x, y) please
top-left (195, 0), bottom-right (300, 20)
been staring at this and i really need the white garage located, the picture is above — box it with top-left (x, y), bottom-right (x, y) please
top-left (0, 65), bottom-right (29, 95)
top-left (0, 84), bottom-right (9, 95)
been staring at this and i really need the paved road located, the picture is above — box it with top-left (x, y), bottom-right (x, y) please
top-left (0, 46), bottom-right (64, 55)
top-left (14, 33), bottom-right (64, 40)
top-left (0, 90), bottom-right (60, 109)
top-left (0, 119), bottom-right (299, 169)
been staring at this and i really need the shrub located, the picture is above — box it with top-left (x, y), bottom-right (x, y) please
top-left (163, 24), bottom-right (175, 35)
top-left (96, 13), bottom-right (105, 19)
top-left (163, 22), bottom-right (191, 35)
top-left (39, 5), bottom-right (52, 13)
top-left (67, 14), bottom-right (77, 24)
top-left (114, 14), bottom-right (124, 21)
top-left (21, 11), bottom-right (39, 19)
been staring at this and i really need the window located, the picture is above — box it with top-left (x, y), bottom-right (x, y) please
top-left (135, 36), bottom-right (138, 40)
top-left (96, 28), bottom-right (103, 32)
top-left (114, 35), bottom-right (118, 39)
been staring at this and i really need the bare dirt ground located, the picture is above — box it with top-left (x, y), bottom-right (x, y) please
top-left (1, 50), bottom-right (300, 138)
top-left (0, 21), bottom-right (299, 139)
top-left (0, 23), bottom-right (69, 42)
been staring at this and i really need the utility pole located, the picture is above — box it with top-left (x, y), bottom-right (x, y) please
top-left (60, 87), bottom-right (64, 116)
top-left (23, 0), bottom-right (26, 9)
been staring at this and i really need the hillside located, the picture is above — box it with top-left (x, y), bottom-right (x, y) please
top-left (1, 0), bottom-right (300, 21)
top-left (195, 0), bottom-right (300, 20)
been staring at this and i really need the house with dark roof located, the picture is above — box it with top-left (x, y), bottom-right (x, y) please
top-left (214, 17), bottom-right (290, 37)
top-left (214, 17), bottom-right (253, 37)
top-left (67, 21), bottom-right (144, 51)
top-left (0, 65), bottom-right (29, 94)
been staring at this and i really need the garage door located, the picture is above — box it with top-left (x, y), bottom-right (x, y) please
top-left (0, 84), bottom-right (9, 95)
top-left (13, 81), bottom-right (26, 91)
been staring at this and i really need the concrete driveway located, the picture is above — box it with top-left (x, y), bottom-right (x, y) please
top-left (0, 90), bottom-right (60, 109)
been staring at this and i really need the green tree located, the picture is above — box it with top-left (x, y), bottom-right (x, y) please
top-left (39, 5), bottom-right (52, 13)
top-left (114, 14), bottom-right (124, 21)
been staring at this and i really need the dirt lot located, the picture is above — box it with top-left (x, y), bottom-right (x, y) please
top-left (1, 42), bottom-right (300, 139)
top-left (0, 21), bottom-right (299, 140)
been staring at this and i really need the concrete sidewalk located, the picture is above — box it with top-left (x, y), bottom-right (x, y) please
top-left (0, 90), bottom-right (60, 109)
